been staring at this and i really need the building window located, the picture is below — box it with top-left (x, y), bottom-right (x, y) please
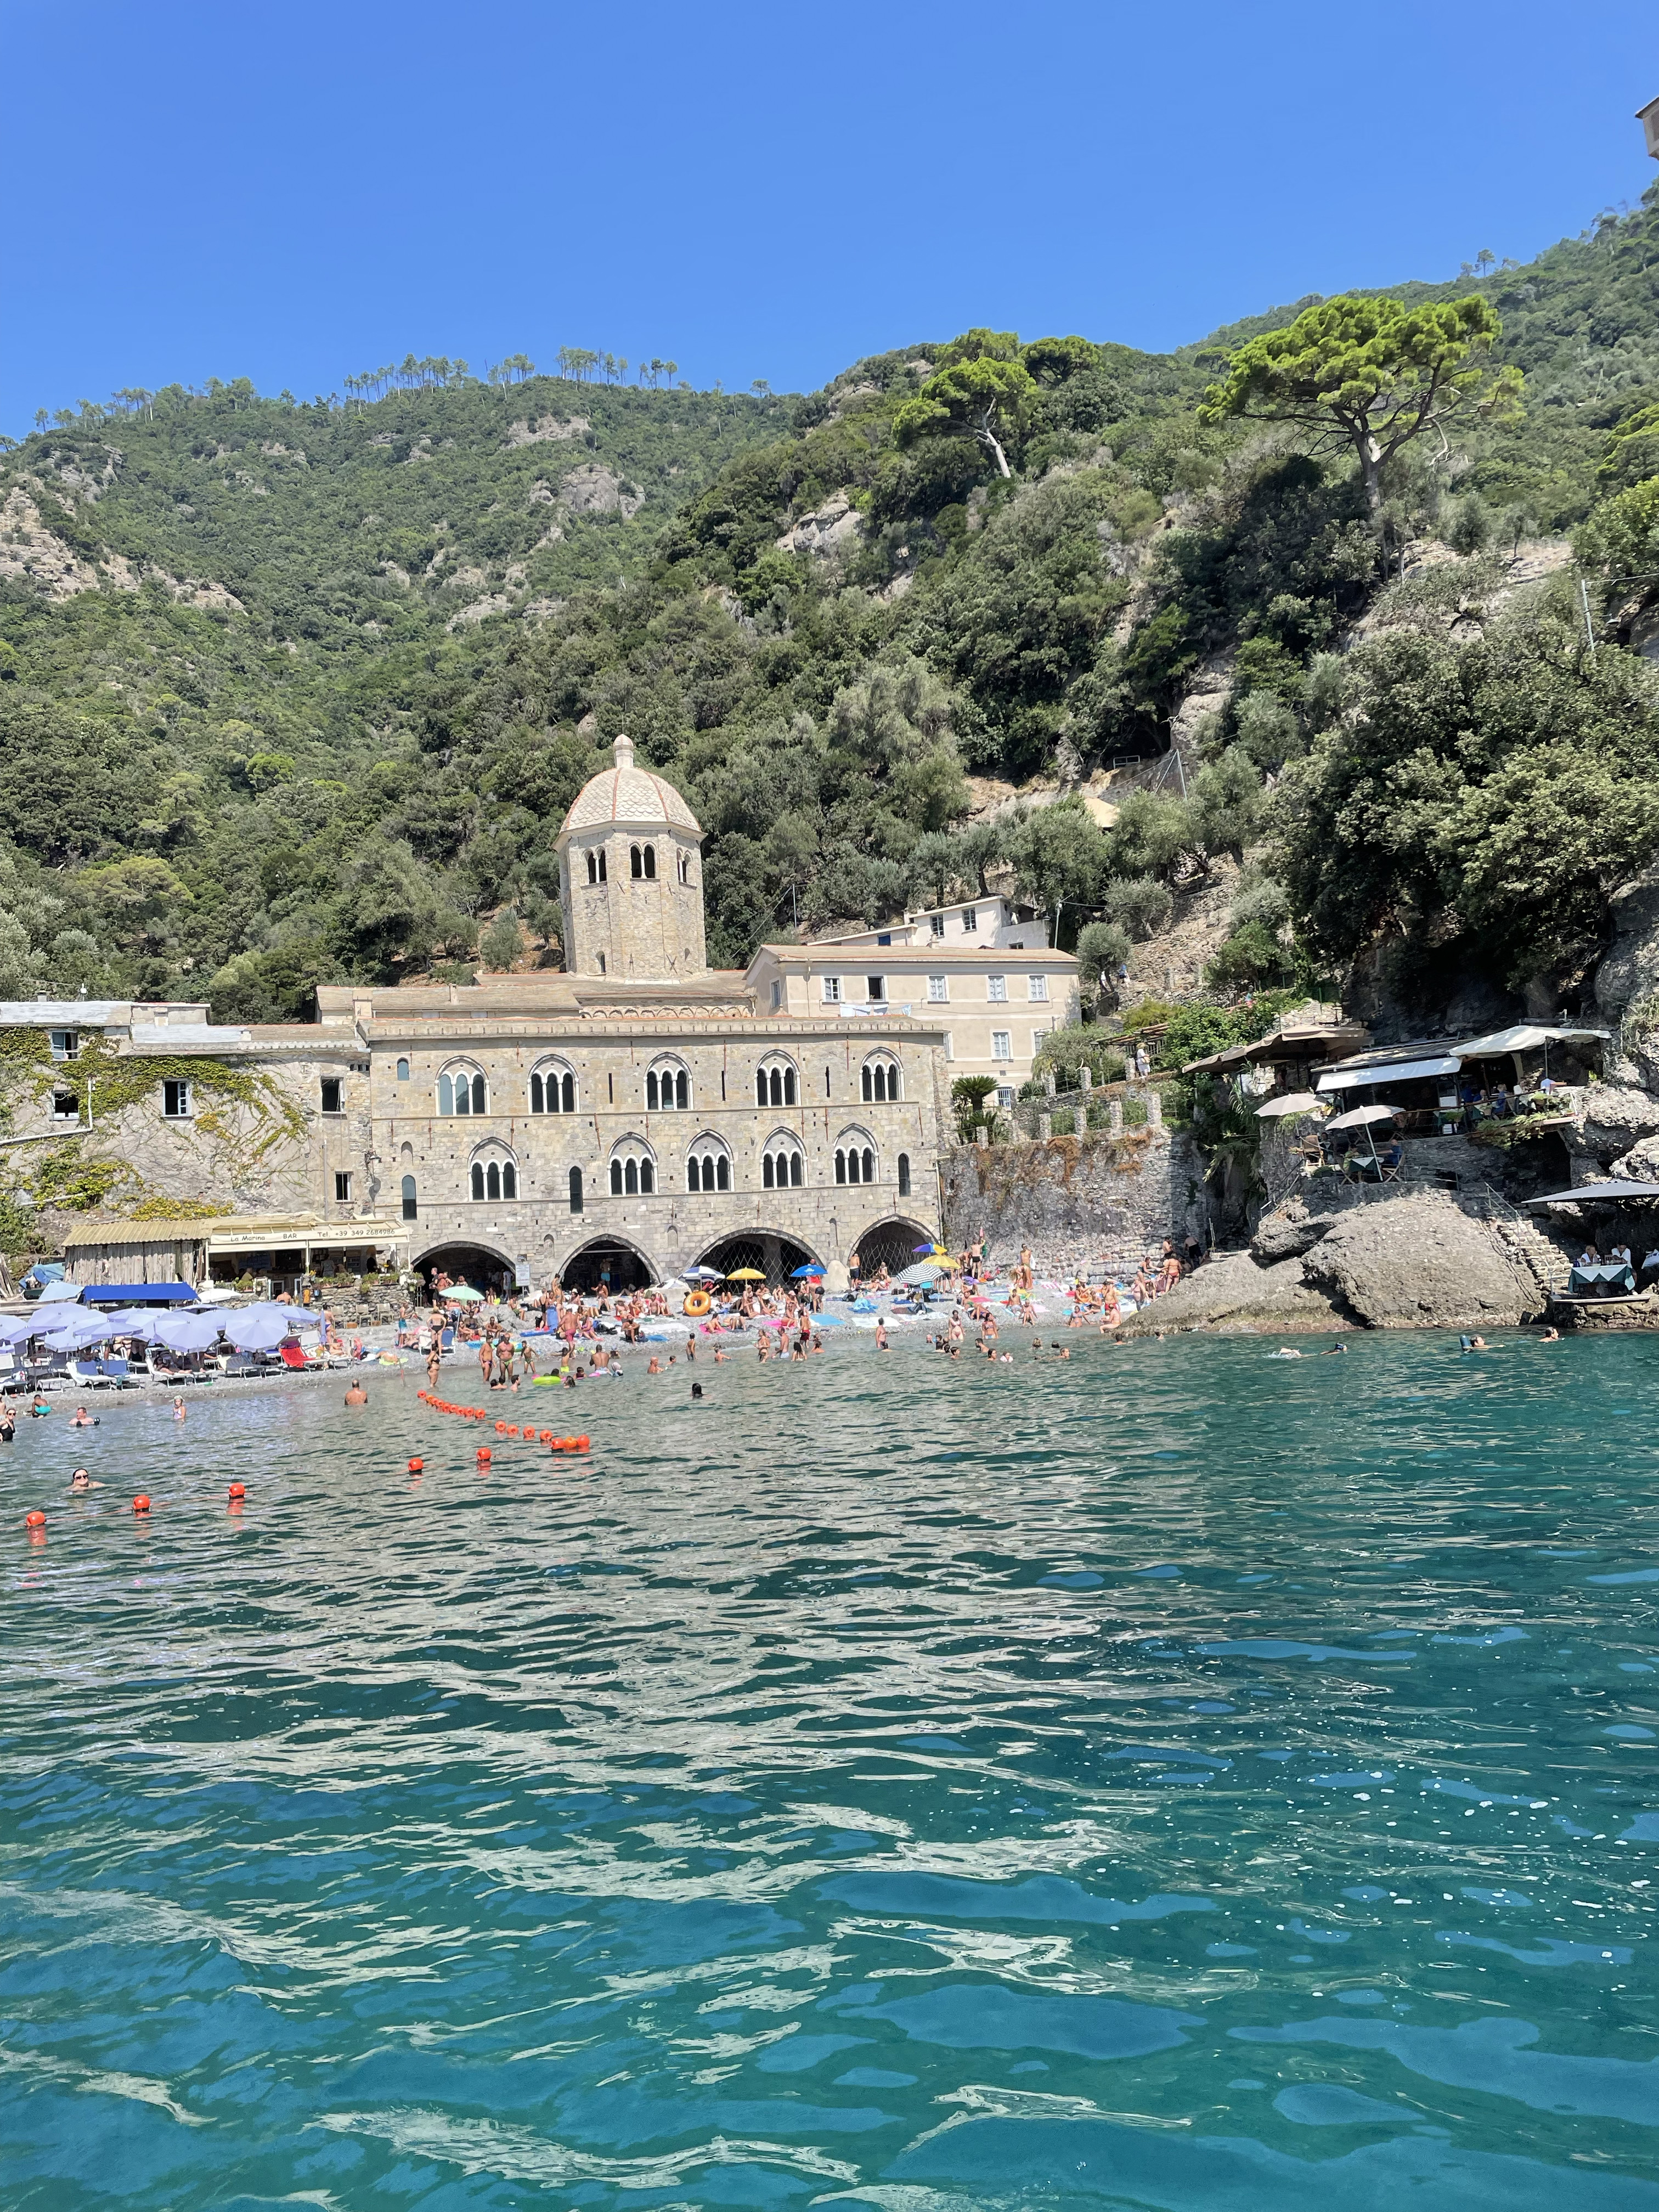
top-left (930, 913), bottom-right (945, 939)
top-left (991, 1030), bottom-right (1012, 1062)
top-left (866, 975), bottom-right (885, 1002)
top-left (586, 848), bottom-right (607, 885)
top-left (861, 1060), bottom-right (900, 1102)
top-left (897, 1153), bottom-right (911, 1197)
top-left (611, 1155), bottom-right (654, 1196)
top-left (647, 1066), bottom-right (689, 1111)
top-left (987, 975), bottom-right (1007, 1003)
top-left (51, 1089), bottom-right (77, 1121)
top-left (334, 1171), bottom-right (352, 1203)
top-left (770, 980), bottom-right (782, 1012)
top-left (862, 1147), bottom-right (874, 1182)
top-left (320, 1076), bottom-right (343, 1114)
top-left (822, 975), bottom-right (841, 1004)
top-left (762, 1148), bottom-right (803, 1189)
top-left (678, 850), bottom-right (690, 885)
top-left (471, 1162), bottom-right (485, 1200)
top-left (928, 975), bottom-right (948, 1002)
top-left (162, 1079), bottom-right (190, 1119)
top-left (396, 1057), bottom-right (410, 1082)
top-left (569, 1166), bottom-right (583, 1214)
top-left (1028, 974), bottom-right (1048, 1002)
top-left (531, 1068), bottom-right (575, 1114)
top-left (438, 1070), bottom-right (487, 1116)
top-left (962, 906), bottom-right (977, 933)
top-left (630, 844), bottom-right (642, 879)
top-left (757, 1064), bottom-right (797, 1108)
top-left (48, 1029), bottom-right (77, 1061)
top-left (400, 1173), bottom-right (417, 1221)
top-left (688, 1150), bottom-right (730, 1193)
top-left (644, 844), bottom-right (656, 879)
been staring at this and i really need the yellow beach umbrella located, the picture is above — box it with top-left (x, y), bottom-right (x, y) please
top-left (725, 1266), bottom-right (766, 1282)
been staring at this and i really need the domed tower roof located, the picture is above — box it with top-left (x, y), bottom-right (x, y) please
top-left (560, 733), bottom-right (702, 838)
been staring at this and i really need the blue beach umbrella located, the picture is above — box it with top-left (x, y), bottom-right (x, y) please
top-left (789, 1263), bottom-right (825, 1278)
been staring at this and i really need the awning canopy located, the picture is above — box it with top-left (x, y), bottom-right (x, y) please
top-left (1526, 1182), bottom-right (1659, 1207)
top-left (1316, 1055), bottom-right (1459, 1093)
top-left (1455, 1024), bottom-right (1610, 1059)
top-left (79, 1282), bottom-right (199, 1306)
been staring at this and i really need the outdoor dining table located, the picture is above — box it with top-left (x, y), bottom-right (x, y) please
top-left (1569, 1262), bottom-right (1637, 1293)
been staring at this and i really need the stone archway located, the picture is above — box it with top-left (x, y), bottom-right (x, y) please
top-left (411, 1239), bottom-right (518, 1297)
top-left (851, 1215), bottom-right (935, 1283)
top-left (558, 1235), bottom-right (657, 1295)
top-left (695, 1227), bottom-right (822, 1286)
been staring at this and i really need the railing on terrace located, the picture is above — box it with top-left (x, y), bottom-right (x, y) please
top-left (964, 1078), bottom-right (1175, 1147)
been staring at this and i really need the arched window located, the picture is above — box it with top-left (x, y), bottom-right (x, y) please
top-left (644, 843), bottom-right (656, 879)
top-left (471, 1162), bottom-right (485, 1200)
top-left (569, 1167), bottom-right (583, 1214)
top-left (612, 1159), bottom-right (624, 1195)
top-left (687, 1141), bottom-right (730, 1193)
top-left (647, 1062), bottom-right (690, 1112)
top-left (757, 1060), bottom-right (797, 1108)
top-left (862, 1148), bottom-right (875, 1182)
top-left (898, 1153), bottom-right (911, 1197)
top-left (586, 848), bottom-right (607, 885)
top-left (610, 1143), bottom-right (655, 1197)
top-left (862, 1058), bottom-right (901, 1102)
top-left (763, 1153), bottom-right (775, 1189)
top-left (835, 1149), bottom-right (848, 1184)
top-left (763, 1147), bottom-right (804, 1188)
top-left (396, 1057), bottom-right (410, 1082)
top-left (630, 843), bottom-right (643, 879)
top-left (487, 1162), bottom-right (501, 1201)
top-left (400, 1173), bottom-right (417, 1221)
top-left (677, 850), bottom-right (690, 885)
top-left (531, 1066), bottom-right (576, 1114)
top-left (441, 1067), bottom-right (487, 1117)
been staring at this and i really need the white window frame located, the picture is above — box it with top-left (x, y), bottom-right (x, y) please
top-left (334, 1170), bottom-right (353, 1203)
top-left (962, 906), bottom-right (978, 934)
top-left (929, 912), bottom-right (945, 940)
top-left (986, 975), bottom-right (1007, 1003)
top-left (927, 975), bottom-right (949, 1003)
top-left (866, 975), bottom-right (885, 1003)
top-left (991, 1030), bottom-right (1012, 1063)
top-left (162, 1077), bottom-right (191, 1119)
top-left (1028, 974), bottom-right (1048, 1002)
top-left (821, 974), bottom-right (842, 1004)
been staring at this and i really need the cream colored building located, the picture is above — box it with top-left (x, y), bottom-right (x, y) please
top-left (747, 895), bottom-right (1079, 1108)
top-left (42, 736), bottom-right (955, 1297)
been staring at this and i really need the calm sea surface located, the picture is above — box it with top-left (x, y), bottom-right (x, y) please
top-left (6, 1331), bottom-right (1659, 2210)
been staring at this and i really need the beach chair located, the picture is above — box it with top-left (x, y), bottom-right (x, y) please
top-left (278, 1344), bottom-right (309, 1371)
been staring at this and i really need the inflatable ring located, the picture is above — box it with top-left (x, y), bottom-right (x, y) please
top-left (684, 1290), bottom-right (712, 1317)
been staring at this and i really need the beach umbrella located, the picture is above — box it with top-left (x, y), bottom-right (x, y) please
top-left (1255, 1091), bottom-right (1323, 1120)
top-left (154, 1313), bottom-right (228, 1353)
top-left (789, 1263), bottom-right (825, 1278)
top-left (445, 1285), bottom-right (484, 1302)
top-left (1323, 1103), bottom-right (1398, 1130)
top-left (725, 1267), bottom-right (766, 1282)
top-left (222, 1310), bottom-right (293, 1352)
top-left (894, 1261), bottom-right (944, 1286)
top-left (98, 1308), bottom-right (170, 1340)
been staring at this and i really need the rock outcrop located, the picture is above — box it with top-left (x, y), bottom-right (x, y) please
top-left (1597, 867), bottom-right (1659, 1086)
top-left (776, 493), bottom-right (864, 561)
top-left (1577, 1084), bottom-right (1659, 1163)
top-left (1299, 1194), bottom-right (1543, 1328)
top-left (1127, 1190), bottom-right (1544, 1335)
top-left (1118, 1251), bottom-right (1344, 1335)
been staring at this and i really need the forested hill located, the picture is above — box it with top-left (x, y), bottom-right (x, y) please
top-left (1, 181), bottom-right (1658, 1050)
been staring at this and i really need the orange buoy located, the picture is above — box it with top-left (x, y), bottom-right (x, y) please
top-left (577, 1435), bottom-right (589, 1451)
top-left (495, 1420), bottom-right (507, 1434)
top-left (476, 1446), bottom-right (492, 1463)
top-left (133, 1494), bottom-right (151, 1514)
top-left (407, 1458), bottom-right (423, 1473)
top-left (25, 1509), bottom-right (45, 1527)
top-left (228, 1482), bottom-right (246, 1500)
top-left (538, 1429), bottom-right (552, 1443)
top-left (505, 1424), bottom-right (520, 1437)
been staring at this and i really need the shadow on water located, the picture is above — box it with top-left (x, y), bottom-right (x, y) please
top-left (4, 1329), bottom-right (1659, 2207)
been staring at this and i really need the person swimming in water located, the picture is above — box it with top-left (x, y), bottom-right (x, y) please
top-left (69, 1467), bottom-right (101, 1491)
top-left (343, 1380), bottom-right (368, 1406)
top-left (69, 1405), bottom-right (97, 1428)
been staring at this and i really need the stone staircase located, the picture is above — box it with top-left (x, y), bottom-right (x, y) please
top-left (1460, 1183), bottom-right (1572, 1296)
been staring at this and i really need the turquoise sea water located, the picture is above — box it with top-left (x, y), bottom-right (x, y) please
top-left (5, 1331), bottom-right (1659, 2209)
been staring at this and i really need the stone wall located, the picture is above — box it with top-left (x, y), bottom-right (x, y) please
top-left (941, 1125), bottom-right (1206, 1272)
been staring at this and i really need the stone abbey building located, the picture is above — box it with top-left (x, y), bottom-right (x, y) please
top-left (42, 737), bottom-right (958, 1297)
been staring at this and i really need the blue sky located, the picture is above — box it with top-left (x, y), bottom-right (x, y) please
top-left (7, 0), bottom-right (1656, 432)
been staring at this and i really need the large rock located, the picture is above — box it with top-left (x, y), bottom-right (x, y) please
top-left (1597, 868), bottom-right (1659, 1085)
top-left (1251, 1201), bottom-right (1334, 1266)
top-left (1118, 1251), bottom-right (1344, 1336)
top-left (1578, 1084), bottom-right (1659, 1162)
top-left (1301, 1192), bottom-right (1543, 1329)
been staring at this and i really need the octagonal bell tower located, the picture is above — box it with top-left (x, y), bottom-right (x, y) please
top-left (556, 733), bottom-right (708, 979)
